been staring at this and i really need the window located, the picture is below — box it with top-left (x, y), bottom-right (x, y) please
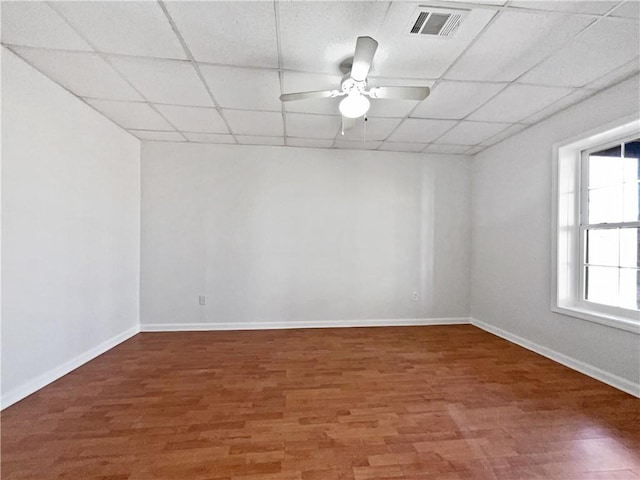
top-left (581, 139), bottom-right (639, 311)
top-left (553, 117), bottom-right (640, 333)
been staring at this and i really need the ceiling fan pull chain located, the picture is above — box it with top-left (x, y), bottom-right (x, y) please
top-left (364, 116), bottom-right (367, 143)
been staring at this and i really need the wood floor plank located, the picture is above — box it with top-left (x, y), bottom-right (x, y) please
top-left (2, 325), bottom-right (639, 479)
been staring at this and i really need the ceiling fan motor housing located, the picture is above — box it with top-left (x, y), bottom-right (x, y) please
top-left (341, 74), bottom-right (367, 95)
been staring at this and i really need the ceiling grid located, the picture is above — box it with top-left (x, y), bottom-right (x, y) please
top-left (1, 0), bottom-right (638, 154)
top-left (43, 1), bottom-right (190, 140)
top-left (272, 0), bottom-right (288, 143)
top-left (157, 0), bottom-right (238, 142)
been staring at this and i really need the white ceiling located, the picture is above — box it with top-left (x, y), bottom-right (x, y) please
top-left (2, 1), bottom-right (639, 155)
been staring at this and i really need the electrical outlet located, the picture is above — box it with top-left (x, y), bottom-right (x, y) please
top-left (199, 296), bottom-right (206, 305)
top-left (412, 291), bottom-right (419, 301)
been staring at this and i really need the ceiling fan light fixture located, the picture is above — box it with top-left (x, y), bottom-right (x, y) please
top-left (339, 93), bottom-right (370, 119)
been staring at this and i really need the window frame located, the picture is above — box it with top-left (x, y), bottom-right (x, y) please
top-left (552, 115), bottom-right (640, 334)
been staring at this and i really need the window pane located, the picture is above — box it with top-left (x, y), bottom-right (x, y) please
top-left (589, 150), bottom-right (623, 189)
top-left (619, 268), bottom-right (640, 310)
top-left (593, 144), bottom-right (622, 158)
top-left (585, 266), bottom-right (618, 306)
top-left (625, 140), bottom-right (640, 157)
top-left (622, 139), bottom-right (640, 222)
top-left (620, 227), bottom-right (640, 268)
top-left (622, 181), bottom-right (639, 222)
top-left (623, 140), bottom-right (639, 183)
top-left (588, 185), bottom-right (623, 223)
top-left (586, 228), bottom-right (618, 266)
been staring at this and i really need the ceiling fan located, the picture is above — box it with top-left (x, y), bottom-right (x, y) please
top-left (279, 36), bottom-right (430, 131)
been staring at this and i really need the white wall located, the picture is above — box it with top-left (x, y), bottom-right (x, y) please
top-left (471, 74), bottom-right (640, 394)
top-left (141, 142), bottom-right (471, 329)
top-left (1, 48), bottom-right (141, 408)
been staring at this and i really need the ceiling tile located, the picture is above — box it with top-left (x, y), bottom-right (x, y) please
top-left (12, 47), bottom-right (142, 101)
top-left (339, 118), bottom-right (401, 141)
top-left (155, 105), bottom-right (228, 133)
top-left (224, 110), bottom-right (284, 136)
top-left (373, 4), bottom-right (497, 78)
top-left (85, 99), bottom-right (173, 130)
top-left (200, 65), bottom-right (281, 111)
top-left (449, 0), bottom-right (507, 4)
top-left (466, 145), bottom-right (486, 155)
top-left (412, 81), bottom-right (506, 120)
top-left (129, 130), bottom-right (185, 142)
top-left (435, 121), bottom-right (511, 145)
top-left (285, 113), bottom-right (341, 139)
top-left (333, 139), bottom-right (382, 150)
top-left (237, 136), bottom-right (285, 146)
top-left (163, 1), bottom-right (278, 67)
top-left (109, 56), bottom-right (212, 106)
top-left (183, 132), bottom-right (236, 144)
top-left (611, 1), bottom-right (640, 19)
top-left (366, 99), bottom-right (418, 119)
top-left (52, 1), bottom-right (186, 59)
top-left (518, 88), bottom-right (596, 125)
top-left (423, 144), bottom-right (471, 154)
top-left (378, 142), bottom-right (427, 153)
top-left (286, 138), bottom-right (335, 148)
top-left (479, 123), bottom-right (529, 146)
top-left (467, 84), bottom-right (574, 123)
top-left (586, 59), bottom-right (640, 91)
top-left (386, 118), bottom-right (458, 143)
top-left (282, 71), bottom-right (342, 115)
top-left (519, 19), bottom-right (640, 87)
top-left (278, 1), bottom-right (389, 74)
top-left (446, 11), bottom-right (593, 81)
top-left (508, 1), bottom-right (615, 14)
top-left (1, 2), bottom-right (92, 51)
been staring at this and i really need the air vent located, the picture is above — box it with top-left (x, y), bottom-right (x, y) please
top-left (408, 7), bottom-right (469, 38)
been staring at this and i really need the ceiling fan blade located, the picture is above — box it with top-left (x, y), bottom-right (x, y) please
top-left (368, 86), bottom-right (431, 101)
top-left (350, 36), bottom-right (378, 82)
top-left (341, 116), bottom-right (357, 134)
top-left (279, 90), bottom-right (336, 102)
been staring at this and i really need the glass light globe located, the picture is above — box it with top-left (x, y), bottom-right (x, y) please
top-left (339, 93), bottom-right (370, 118)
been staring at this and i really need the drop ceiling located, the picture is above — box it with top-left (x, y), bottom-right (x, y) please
top-left (2, 1), bottom-right (639, 155)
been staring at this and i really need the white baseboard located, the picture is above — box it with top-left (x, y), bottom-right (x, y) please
top-left (470, 317), bottom-right (640, 398)
top-left (1, 325), bottom-right (140, 410)
top-left (141, 317), bottom-right (471, 332)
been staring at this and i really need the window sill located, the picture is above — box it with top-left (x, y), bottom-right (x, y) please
top-left (553, 305), bottom-right (640, 334)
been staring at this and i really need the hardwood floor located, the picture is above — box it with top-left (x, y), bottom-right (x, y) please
top-left (2, 325), bottom-right (639, 479)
